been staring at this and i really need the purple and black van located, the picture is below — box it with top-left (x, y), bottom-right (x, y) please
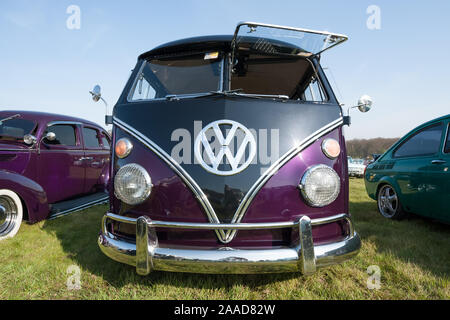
top-left (95, 22), bottom-right (372, 275)
top-left (0, 111), bottom-right (110, 240)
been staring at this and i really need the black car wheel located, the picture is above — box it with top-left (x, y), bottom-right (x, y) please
top-left (377, 184), bottom-right (406, 220)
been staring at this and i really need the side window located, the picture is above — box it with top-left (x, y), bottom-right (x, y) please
top-left (394, 122), bottom-right (443, 158)
top-left (82, 127), bottom-right (101, 149)
top-left (131, 73), bottom-right (157, 100)
top-left (101, 133), bottom-right (111, 150)
top-left (301, 76), bottom-right (326, 102)
top-left (45, 124), bottom-right (77, 146)
top-left (445, 124), bottom-right (450, 154)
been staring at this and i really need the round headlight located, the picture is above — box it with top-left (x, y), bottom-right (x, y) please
top-left (299, 165), bottom-right (340, 207)
top-left (114, 163), bottom-right (152, 205)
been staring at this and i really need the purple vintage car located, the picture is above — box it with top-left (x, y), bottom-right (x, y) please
top-left (0, 110), bottom-right (110, 240)
top-left (95, 22), bottom-right (372, 275)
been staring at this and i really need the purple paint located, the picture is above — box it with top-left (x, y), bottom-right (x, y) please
top-left (110, 127), bottom-right (350, 247)
top-left (0, 110), bottom-right (110, 222)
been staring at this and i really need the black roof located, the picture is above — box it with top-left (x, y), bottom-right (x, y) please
top-left (139, 35), bottom-right (234, 60)
top-left (138, 34), bottom-right (307, 60)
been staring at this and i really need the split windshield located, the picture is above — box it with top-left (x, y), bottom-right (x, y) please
top-left (129, 52), bottom-right (328, 102)
top-left (129, 52), bottom-right (327, 102)
top-left (231, 53), bottom-right (326, 100)
top-left (129, 52), bottom-right (223, 100)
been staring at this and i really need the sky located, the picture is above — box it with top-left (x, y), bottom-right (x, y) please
top-left (0, 0), bottom-right (449, 140)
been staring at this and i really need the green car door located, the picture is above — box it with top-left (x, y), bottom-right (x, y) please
top-left (391, 122), bottom-right (445, 217)
top-left (426, 122), bottom-right (450, 222)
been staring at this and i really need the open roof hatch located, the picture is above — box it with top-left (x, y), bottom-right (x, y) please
top-left (231, 22), bottom-right (348, 59)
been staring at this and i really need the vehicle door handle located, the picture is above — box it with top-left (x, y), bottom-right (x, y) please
top-left (431, 159), bottom-right (446, 165)
top-left (80, 157), bottom-right (93, 161)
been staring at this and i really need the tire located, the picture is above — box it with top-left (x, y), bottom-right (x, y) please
top-left (377, 184), bottom-right (406, 220)
top-left (0, 189), bottom-right (23, 241)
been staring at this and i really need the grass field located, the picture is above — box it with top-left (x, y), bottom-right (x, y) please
top-left (0, 179), bottom-right (448, 300)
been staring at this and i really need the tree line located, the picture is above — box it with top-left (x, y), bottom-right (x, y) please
top-left (346, 137), bottom-right (399, 159)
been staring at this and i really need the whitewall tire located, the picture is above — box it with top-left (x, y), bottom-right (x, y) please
top-left (0, 189), bottom-right (23, 241)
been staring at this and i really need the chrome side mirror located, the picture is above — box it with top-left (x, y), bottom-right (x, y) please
top-left (89, 84), bottom-right (112, 125)
top-left (343, 94), bottom-right (374, 126)
top-left (90, 85), bottom-right (102, 102)
top-left (45, 132), bottom-right (56, 142)
top-left (357, 94), bottom-right (373, 113)
top-left (23, 134), bottom-right (37, 146)
top-left (37, 132), bottom-right (56, 154)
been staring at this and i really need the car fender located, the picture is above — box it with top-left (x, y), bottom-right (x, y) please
top-left (375, 175), bottom-right (405, 203)
top-left (0, 170), bottom-right (49, 223)
top-left (97, 162), bottom-right (111, 192)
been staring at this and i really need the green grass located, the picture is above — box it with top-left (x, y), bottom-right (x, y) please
top-left (0, 179), bottom-right (448, 300)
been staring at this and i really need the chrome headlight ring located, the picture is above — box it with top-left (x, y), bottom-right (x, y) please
top-left (299, 164), bottom-right (341, 207)
top-left (114, 163), bottom-right (152, 205)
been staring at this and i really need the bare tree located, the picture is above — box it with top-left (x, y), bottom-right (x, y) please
top-left (346, 137), bottom-right (399, 159)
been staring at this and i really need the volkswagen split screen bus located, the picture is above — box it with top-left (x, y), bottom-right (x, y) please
top-left (92, 22), bottom-right (372, 275)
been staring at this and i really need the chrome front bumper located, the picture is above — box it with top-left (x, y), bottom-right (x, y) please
top-left (98, 212), bottom-right (361, 275)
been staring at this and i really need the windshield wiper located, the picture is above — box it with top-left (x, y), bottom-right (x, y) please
top-left (0, 114), bottom-right (21, 126)
top-left (208, 90), bottom-right (289, 100)
top-left (164, 90), bottom-right (289, 101)
top-left (164, 90), bottom-right (243, 101)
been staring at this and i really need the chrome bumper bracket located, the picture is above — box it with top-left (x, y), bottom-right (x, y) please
top-left (136, 216), bottom-right (152, 275)
top-left (298, 216), bottom-right (316, 275)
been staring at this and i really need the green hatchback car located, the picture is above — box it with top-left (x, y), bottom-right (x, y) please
top-left (365, 114), bottom-right (450, 223)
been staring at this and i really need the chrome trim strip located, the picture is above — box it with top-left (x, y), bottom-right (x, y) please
top-left (105, 212), bottom-right (352, 231)
top-left (48, 195), bottom-right (109, 220)
top-left (0, 149), bottom-right (35, 152)
top-left (46, 121), bottom-right (83, 127)
top-left (81, 150), bottom-right (110, 153)
top-left (225, 117), bottom-right (344, 242)
top-left (113, 118), bottom-right (227, 242)
top-left (99, 212), bottom-right (360, 275)
top-left (237, 21), bottom-right (348, 40)
top-left (219, 57), bottom-right (225, 92)
top-left (39, 149), bottom-right (84, 153)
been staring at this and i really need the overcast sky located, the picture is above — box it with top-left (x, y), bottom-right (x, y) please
top-left (0, 0), bottom-right (449, 140)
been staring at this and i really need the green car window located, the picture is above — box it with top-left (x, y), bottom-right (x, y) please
top-left (445, 124), bottom-right (450, 154)
top-left (394, 122), bottom-right (443, 158)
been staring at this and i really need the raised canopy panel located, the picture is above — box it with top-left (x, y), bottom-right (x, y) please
top-left (232, 22), bottom-right (348, 57)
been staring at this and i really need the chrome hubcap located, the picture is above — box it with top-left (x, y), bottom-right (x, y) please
top-left (0, 205), bottom-right (5, 225)
top-left (378, 185), bottom-right (398, 218)
top-left (0, 196), bottom-right (18, 236)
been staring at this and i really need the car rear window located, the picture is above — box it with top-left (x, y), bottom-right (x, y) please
top-left (45, 124), bottom-right (77, 146)
top-left (393, 122), bottom-right (443, 158)
top-left (101, 135), bottom-right (110, 149)
top-left (83, 127), bottom-right (101, 149)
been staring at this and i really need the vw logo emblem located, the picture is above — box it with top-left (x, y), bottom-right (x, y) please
top-left (194, 120), bottom-right (256, 176)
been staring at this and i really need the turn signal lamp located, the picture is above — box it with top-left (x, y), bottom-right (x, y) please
top-left (115, 138), bottom-right (133, 159)
top-left (321, 138), bottom-right (340, 159)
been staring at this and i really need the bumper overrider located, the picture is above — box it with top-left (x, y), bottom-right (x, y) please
top-left (98, 212), bottom-right (361, 275)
